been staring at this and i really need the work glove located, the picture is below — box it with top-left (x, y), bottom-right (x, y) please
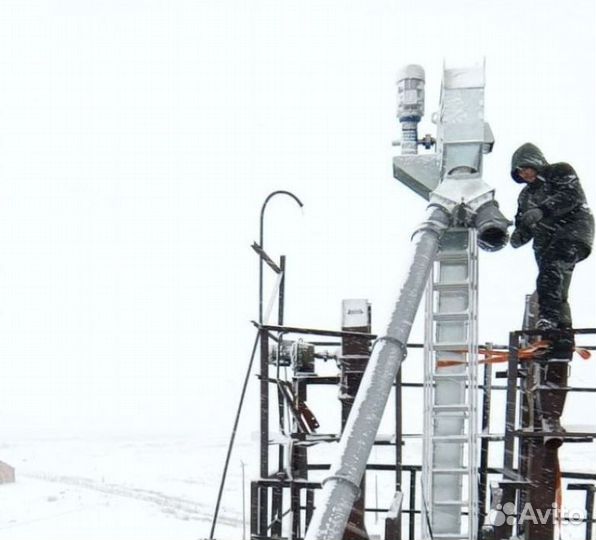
top-left (520, 208), bottom-right (543, 229)
top-left (510, 229), bottom-right (523, 248)
top-left (509, 228), bottom-right (531, 248)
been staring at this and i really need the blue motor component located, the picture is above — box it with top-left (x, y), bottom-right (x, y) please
top-left (396, 64), bottom-right (425, 155)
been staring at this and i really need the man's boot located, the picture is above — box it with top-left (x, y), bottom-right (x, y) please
top-left (541, 358), bottom-right (570, 448)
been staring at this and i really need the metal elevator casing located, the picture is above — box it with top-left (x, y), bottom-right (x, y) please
top-left (419, 65), bottom-right (490, 540)
top-left (422, 228), bottom-right (479, 540)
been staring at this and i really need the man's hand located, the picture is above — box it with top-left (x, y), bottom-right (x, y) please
top-left (520, 207), bottom-right (543, 228)
top-left (510, 228), bottom-right (529, 248)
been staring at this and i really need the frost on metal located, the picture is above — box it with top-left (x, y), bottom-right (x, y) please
top-left (431, 176), bottom-right (495, 211)
top-left (443, 65), bottom-right (485, 89)
top-left (305, 207), bottom-right (449, 540)
top-left (393, 154), bottom-right (441, 200)
top-left (305, 63), bottom-right (509, 540)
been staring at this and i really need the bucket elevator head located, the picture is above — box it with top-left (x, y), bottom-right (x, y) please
top-left (393, 62), bottom-right (510, 251)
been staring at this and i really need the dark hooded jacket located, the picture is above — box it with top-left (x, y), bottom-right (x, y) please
top-left (511, 143), bottom-right (594, 261)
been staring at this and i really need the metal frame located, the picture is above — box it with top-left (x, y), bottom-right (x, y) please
top-left (250, 320), bottom-right (596, 540)
top-left (490, 327), bottom-right (596, 540)
top-left (253, 321), bottom-right (403, 540)
top-left (248, 218), bottom-right (596, 540)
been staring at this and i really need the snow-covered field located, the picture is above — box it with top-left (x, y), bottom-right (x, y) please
top-left (1, 434), bottom-right (593, 539)
top-left (0, 436), bottom-right (254, 540)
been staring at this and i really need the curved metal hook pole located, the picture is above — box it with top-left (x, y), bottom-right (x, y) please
top-left (258, 190), bottom-right (304, 324)
top-left (210, 191), bottom-right (303, 540)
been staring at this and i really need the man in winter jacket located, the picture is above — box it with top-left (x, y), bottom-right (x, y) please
top-left (510, 142), bottom-right (594, 332)
top-left (510, 143), bottom-right (594, 446)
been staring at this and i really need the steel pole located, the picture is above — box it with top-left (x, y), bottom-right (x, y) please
top-left (304, 206), bottom-right (450, 540)
top-left (258, 190), bottom-right (303, 324)
top-left (241, 460), bottom-right (246, 540)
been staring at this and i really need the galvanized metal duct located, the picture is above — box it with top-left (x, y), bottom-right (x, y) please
top-left (304, 205), bottom-right (451, 540)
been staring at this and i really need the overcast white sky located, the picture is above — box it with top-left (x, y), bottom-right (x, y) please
top-left (0, 0), bottom-right (594, 440)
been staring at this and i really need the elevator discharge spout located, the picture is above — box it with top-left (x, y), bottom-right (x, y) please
top-left (304, 63), bottom-right (510, 540)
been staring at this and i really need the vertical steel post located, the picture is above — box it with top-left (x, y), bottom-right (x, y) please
top-left (277, 256), bottom-right (287, 481)
top-left (495, 332), bottom-right (520, 540)
top-left (395, 368), bottom-right (403, 504)
top-left (306, 489), bottom-right (315, 531)
top-left (278, 256), bottom-right (286, 326)
top-left (586, 488), bottom-right (595, 540)
top-left (409, 471), bottom-right (416, 540)
top-left (258, 485), bottom-right (268, 537)
top-left (503, 333), bottom-right (518, 474)
top-left (518, 292), bottom-right (537, 529)
top-left (292, 486), bottom-right (301, 540)
top-left (527, 368), bottom-right (559, 540)
top-left (242, 461), bottom-right (247, 540)
top-left (339, 299), bottom-right (372, 540)
top-left (478, 361), bottom-right (492, 537)
top-left (260, 329), bottom-right (270, 535)
top-left (251, 481), bottom-right (259, 537)
top-left (271, 483), bottom-right (283, 537)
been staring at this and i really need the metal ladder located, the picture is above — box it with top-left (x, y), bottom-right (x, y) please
top-left (422, 228), bottom-right (479, 540)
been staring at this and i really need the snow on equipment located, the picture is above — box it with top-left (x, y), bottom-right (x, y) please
top-left (209, 63), bottom-right (596, 540)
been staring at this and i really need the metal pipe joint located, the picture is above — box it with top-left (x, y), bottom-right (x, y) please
top-left (474, 200), bottom-right (511, 252)
top-left (412, 204), bottom-right (452, 239)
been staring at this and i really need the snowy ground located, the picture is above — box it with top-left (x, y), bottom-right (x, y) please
top-left (0, 435), bottom-right (593, 539)
top-left (0, 436), bottom-right (251, 540)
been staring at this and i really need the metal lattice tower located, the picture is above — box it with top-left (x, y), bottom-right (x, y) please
top-left (422, 227), bottom-right (479, 540)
